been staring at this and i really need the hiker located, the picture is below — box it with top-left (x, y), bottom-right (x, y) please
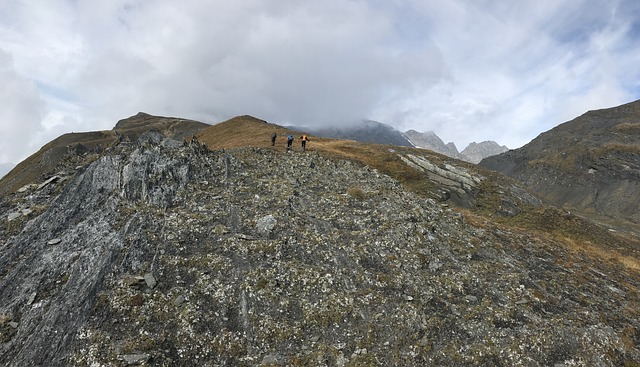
top-left (271, 132), bottom-right (277, 146)
top-left (286, 134), bottom-right (294, 151)
top-left (300, 135), bottom-right (309, 152)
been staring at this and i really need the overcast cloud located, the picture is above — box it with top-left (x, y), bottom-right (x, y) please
top-left (1, 0), bottom-right (639, 164)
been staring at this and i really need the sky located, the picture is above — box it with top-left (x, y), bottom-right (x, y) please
top-left (1, 0), bottom-right (640, 165)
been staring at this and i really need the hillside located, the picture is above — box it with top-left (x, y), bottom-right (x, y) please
top-left (480, 99), bottom-right (640, 233)
top-left (0, 114), bottom-right (639, 366)
top-left (0, 113), bottom-right (208, 197)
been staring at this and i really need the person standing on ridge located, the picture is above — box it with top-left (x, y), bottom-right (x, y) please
top-left (300, 135), bottom-right (309, 152)
top-left (271, 132), bottom-right (277, 146)
top-left (286, 134), bottom-right (294, 151)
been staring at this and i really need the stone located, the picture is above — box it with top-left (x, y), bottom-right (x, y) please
top-left (37, 175), bottom-right (61, 190)
top-left (465, 295), bottom-right (478, 303)
top-left (27, 292), bottom-right (37, 305)
top-left (213, 224), bottom-right (228, 235)
top-left (121, 353), bottom-right (150, 365)
top-left (47, 238), bottom-right (62, 245)
top-left (17, 184), bottom-right (33, 193)
top-left (261, 354), bottom-right (280, 364)
top-left (173, 295), bottom-right (186, 306)
top-left (9, 321), bottom-right (19, 329)
top-left (7, 212), bottom-right (20, 222)
top-left (144, 273), bottom-right (156, 289)
top-left (256, 214), bottom-right (277, 234)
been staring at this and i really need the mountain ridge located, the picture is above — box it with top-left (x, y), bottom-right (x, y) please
top-left (480, 99), bottom-right (640, 233)
top-left (0, 112), bottom-right (638, 366)
top-left (287, 120), bottom-right (509, 163)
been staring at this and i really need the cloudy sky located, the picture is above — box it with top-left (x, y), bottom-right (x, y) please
top-left (1, 0), bottom-right (639, 164)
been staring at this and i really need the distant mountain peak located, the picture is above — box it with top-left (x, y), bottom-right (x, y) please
top-left (461, 141), bottom-right (509, 164)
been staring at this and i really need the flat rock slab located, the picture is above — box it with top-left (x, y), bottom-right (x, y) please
top-left (144, 273), bottom-right (156, 289)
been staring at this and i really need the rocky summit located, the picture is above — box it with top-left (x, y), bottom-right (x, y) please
top-left (0, 121), bottom-right (639, 366)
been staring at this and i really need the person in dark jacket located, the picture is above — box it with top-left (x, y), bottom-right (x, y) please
top-left (271, 132), bottom-right (277, 146)
top-left (286, 134), bottom-right (294, 151)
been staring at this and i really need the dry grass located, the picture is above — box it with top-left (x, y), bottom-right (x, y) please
top-left (196, 115), bottom-right (302, 150)
top-left (593, 143), bottom-right (640, 156)
top-left (613, 122), bottom-right (640, 133)
top-left (462, 209), bottom-right (640, 273)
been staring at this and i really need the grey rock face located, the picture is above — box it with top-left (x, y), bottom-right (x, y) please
top-left (404, 131), bottom-right (508, 164)
top-left (461, 141), bottom-right (509, 164)
top-left (404, 130), bottom-right (465, 159)
top-left (0, 132), bottom-right (638, 366)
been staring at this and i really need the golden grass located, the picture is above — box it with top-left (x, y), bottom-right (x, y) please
top-left (613, 122), bottom-right (640, 132)
top-left (594, 143), bottom-right (640, 156)
top-left (196, 115), bottom-right (303, 150)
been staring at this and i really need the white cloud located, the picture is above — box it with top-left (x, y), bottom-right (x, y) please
top-left (0, 0), bottom-right (639, 163)
top-left (0, 49), bottom-right (46, 163)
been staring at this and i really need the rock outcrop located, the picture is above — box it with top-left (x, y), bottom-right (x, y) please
top-left (1, 129), bottom-right (638, 366)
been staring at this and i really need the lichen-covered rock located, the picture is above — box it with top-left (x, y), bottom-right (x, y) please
top-left (0, 134), bottom-right (638, 367)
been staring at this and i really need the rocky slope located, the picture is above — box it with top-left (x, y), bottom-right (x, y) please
top-left (480, 99), bottom-right (640, 231)
top-left (1, 122), bottom-right (639, 366)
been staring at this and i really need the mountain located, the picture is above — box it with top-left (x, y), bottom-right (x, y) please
top-left (1, 113), bottom-right (639, 366)
top-left (290, 119), bottom-right (414, 147)
top-left (480, 99), bottom-right (640, 232)
top-left (297, 122), bottom-right (508, 164)
top-left (462, 141), bottom-right (509, 164)
top-left (403, 130), bottom-right (465, 159)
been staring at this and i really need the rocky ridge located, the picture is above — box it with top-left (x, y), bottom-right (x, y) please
top-left (1, 130), bottom-right (638, 366)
